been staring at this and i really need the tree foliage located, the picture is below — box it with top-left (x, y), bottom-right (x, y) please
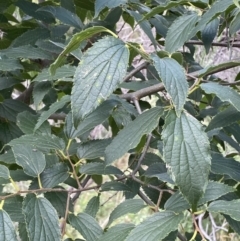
top-left (0, 0), bottom-right (240, 240)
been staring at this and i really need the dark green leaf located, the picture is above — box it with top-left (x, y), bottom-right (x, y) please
top-left (0, 164), bottom-right (10, 179)
top-left (101, 181), bottom-right (132, 192)
top-left (84, 196), bottom-right (100, 218)
top-left (4, 196), bottom-right (24, 222)
top-left (105, 107), bottom-right (163, 165)
top-left (0, 209), bottom-right (18, 241)
top-left (18, 222), bottom-right (29, 241)
top-left (0, 59), bottom-right (23, 71)
top-left (23, 194), bottom-right (61, 241)
top-left (224, 214), bottom-right (240, 235)
top-left (33, 81), bottom-right (52, 108)
top-left (68, 213), bottom-right (103, 241)
top-left (97, 223), bottom-right (135, 241)
top-left (71, 36), bottom-right (129, 123)
top-left (163, 110), bottom-right (211, 208)
top-left (0, 149), bottom-right (15, 164)
top-left (125, 211), bottom-right (183, 241)
top-left (12, 144), bottom-right (46, 177)
top-left (107, 199), bottom-right (146, 226)
top-left (230, 11), bottom-right (240, 35)
top-left (151, 56), bottom-right (188, 116)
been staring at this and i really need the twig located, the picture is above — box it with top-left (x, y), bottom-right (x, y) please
top-left (123, 62), bottom-right (149, 82)
top-left (138, 190), bottom-right (155, 206)
top-left (155, 191), bottom-right (163, 212)
top-left (72, 175), bottom-right (91, 203)
top-left (61, 192), bottom-right (71, 236)
top-left (195, 213), bottom-right (209, 240)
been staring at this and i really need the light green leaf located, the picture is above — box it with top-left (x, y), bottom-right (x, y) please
top-left (97, 223), bottom-right (135, 241)
top-left (95, 0), bottom-right (127, 17)
top-left (77, 139), bottom-right (111, 159)
top-left (107, 199), bottom-right (146, 227)
top-left (80, 162), bottom-right (123, 175)
top-left (163, 110), bottom-right (211, 208)
top-left (0, 59), bottom-right (23, 71)
top-left (8, 134), bottom-right (65, 151)
top-left (194, 0), bottom-right (234, 33)
top-left (68, 213), bottom-right (103, 241)
top-left (206, 105), bottom-right (240, 131)
top-left (71, 36), bottom-right (129, 124)
top-left (12, 144), bottom-right (46, 177)
top-left (208, 200), bottom-right (240, 221)
top-left (0, 45), bottom-right (52, 59)
top-left (211, 152), bottom-right (240, 182)
top-left (34, 95), bottom-right (70, 131)
top-left (17, 111), bottom-right (51, 135)
top-left (105, 107), bottom-right (163, 165)
top-left (38, 6), bottom-right (83, 29)
top-left (23, 194), bottom-right (61, 241)
top-left (151, 56), bottom-right (188, 116)
top-left (165, 13), bottom-right (199, 53)
top-left (84, 196), bottom-right (100, 218)
top-left (50, 26), bottom-right (117, 75)
top-left (201, 83), bottom-right (240, 112)
top-left (125, 211), bottom-right (183, 241)
top-left (0, 209), bottom-right (18, 241)
top-left (0, 164), bottom-right (10, 179)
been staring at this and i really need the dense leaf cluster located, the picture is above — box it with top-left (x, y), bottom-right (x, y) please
top-left (0, 0), bottom-right (240, 240)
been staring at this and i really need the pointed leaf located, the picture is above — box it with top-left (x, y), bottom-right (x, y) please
top-left (95, 0), bottom-right (127, 17)
top-left (84, 196), bottom-right (100, 218)
top-left (0, 164), bottom-right (10, 179)
top-left (0, 209), bottom-right (18, 241)
top-left (208, 200), bottom-right (240, 221)
top-left (34, 95), bottom-right (70, 131)
top-left (77, 139), bottom-right (111, 159)
top-left (107, 199), bottom-right (146, 226)
top-left (151, 56), bottom-right (188, 116)
top-left (50, 26), bottom-right (117, 75)
top-left (97, 223), bottom-right (135, 241)
top-left (163, 110), bottom-right (211, 208)
top-left (211, 152), bottom-right (240, 182)
top-left (23, 194), bottom-right (61, 241)
top-left (12, 144), bottom-right (46, 177)
top-left (125, 211), bottom-right (183, 241)
top-left (105, 107), bottom-right (163, 165)
top-left (206, 105), bottom-right (240, 131)
top-left (68, 213), bottom-right (103, 241)
top-left (165, 13), bottom-right (199, 53)
top-left (38, 6), bottom-right (83, 29)
top-left (201, 83), bottom-right (240, 112)
top-left (71, 36), bottom-right (129, 124)
top-left (80, 163), bottom-right (123, 175)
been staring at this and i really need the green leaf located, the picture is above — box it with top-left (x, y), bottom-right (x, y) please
top-left (162, 110), bottom-right (211, 208)
top-left (125, 211), bottom-right (183, 241)
top-left (45, 191), bottom-right (73, 217)
top-left (8, 134), bottom-right (65, 151)
top-left (194, 0), bottom-right (234, 33)
top-left (151, 56), bottom-right (188, 116)
top-left (201, 83), bottom-right (240, 112)
top-left (38, 6), bottom-right (83, 29)
top-left (105, 107), bottom-right (163, 165)
top-left (12, 144), bottom-right (46, 177)
top-left (165, 13), bottom-right (199, 53)
top-left (0, 77), bottom-right (21, 90)
top-left (206, 105), bottom-right (240, 131)
top-left (80, 162), bottom-right (123, 175)
top-left (211, 152), bottom-right (240, 182)
top-left (0, 59), bottom-right (23, 71)
top-left (3, 196), bottom-right (24, 222)
top-left (97, 223), bottom-right (135, 241)
top-left (71, 36), bottom-right (129, 124)
top-left (18, 222), bottom-right (29, 241)
top-left (208, 200), bottom-right (240, 221)
top-left (77, 139), bottom-right (111, 159)
top-left (201, 18), bottom-right (219, 54)
top-left (230, 11), bottom-right (240, 35)
top-left (23, 194), bottom-right (61, 241)
top-left (95, 0), bottom-right (127, 17)
top-left (68, 213), bottom-right (103, 241)
top-left (101, 181), bottom-right (132, 192)
top-left (224, 214), bottom-right (240, 235)
top-left (50, 26), bottom-right (117, 75)
top-left (33, 81), bottom-right (52, 108)
top-left (34, 95), bottom-right (70, 131)
top-left (84, 196), bottom-right (100, 218)
top-left (61, 0), bottom-right (76, 13)
top-left (144, 163), bottom-right (173, 184)
top-left (17, 111), bottom-right (51, 135)
top-left (0, 149), bottom-right (15, 164)
top-left (0, 209), bottom-right (18, 241)
top-left (0, 164), bottom-right (10, 179)
top-left (0, 45), bottom-right (52, 60)
top-left (107, 199), bottom-right (146, 227)
top-left (0, 122), bottom-right (23, 145)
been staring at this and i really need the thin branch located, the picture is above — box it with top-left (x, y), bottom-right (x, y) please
top-left (61, 192), bottom-right (71, 236)
top-left (123, 62), bottom-right (149, 82)
top-left (72, 175), bottom-right (91, 203)
top-left (138, 190), bottom-right (155, 206)
top-left (186, 40), bottom-right (240, 48)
